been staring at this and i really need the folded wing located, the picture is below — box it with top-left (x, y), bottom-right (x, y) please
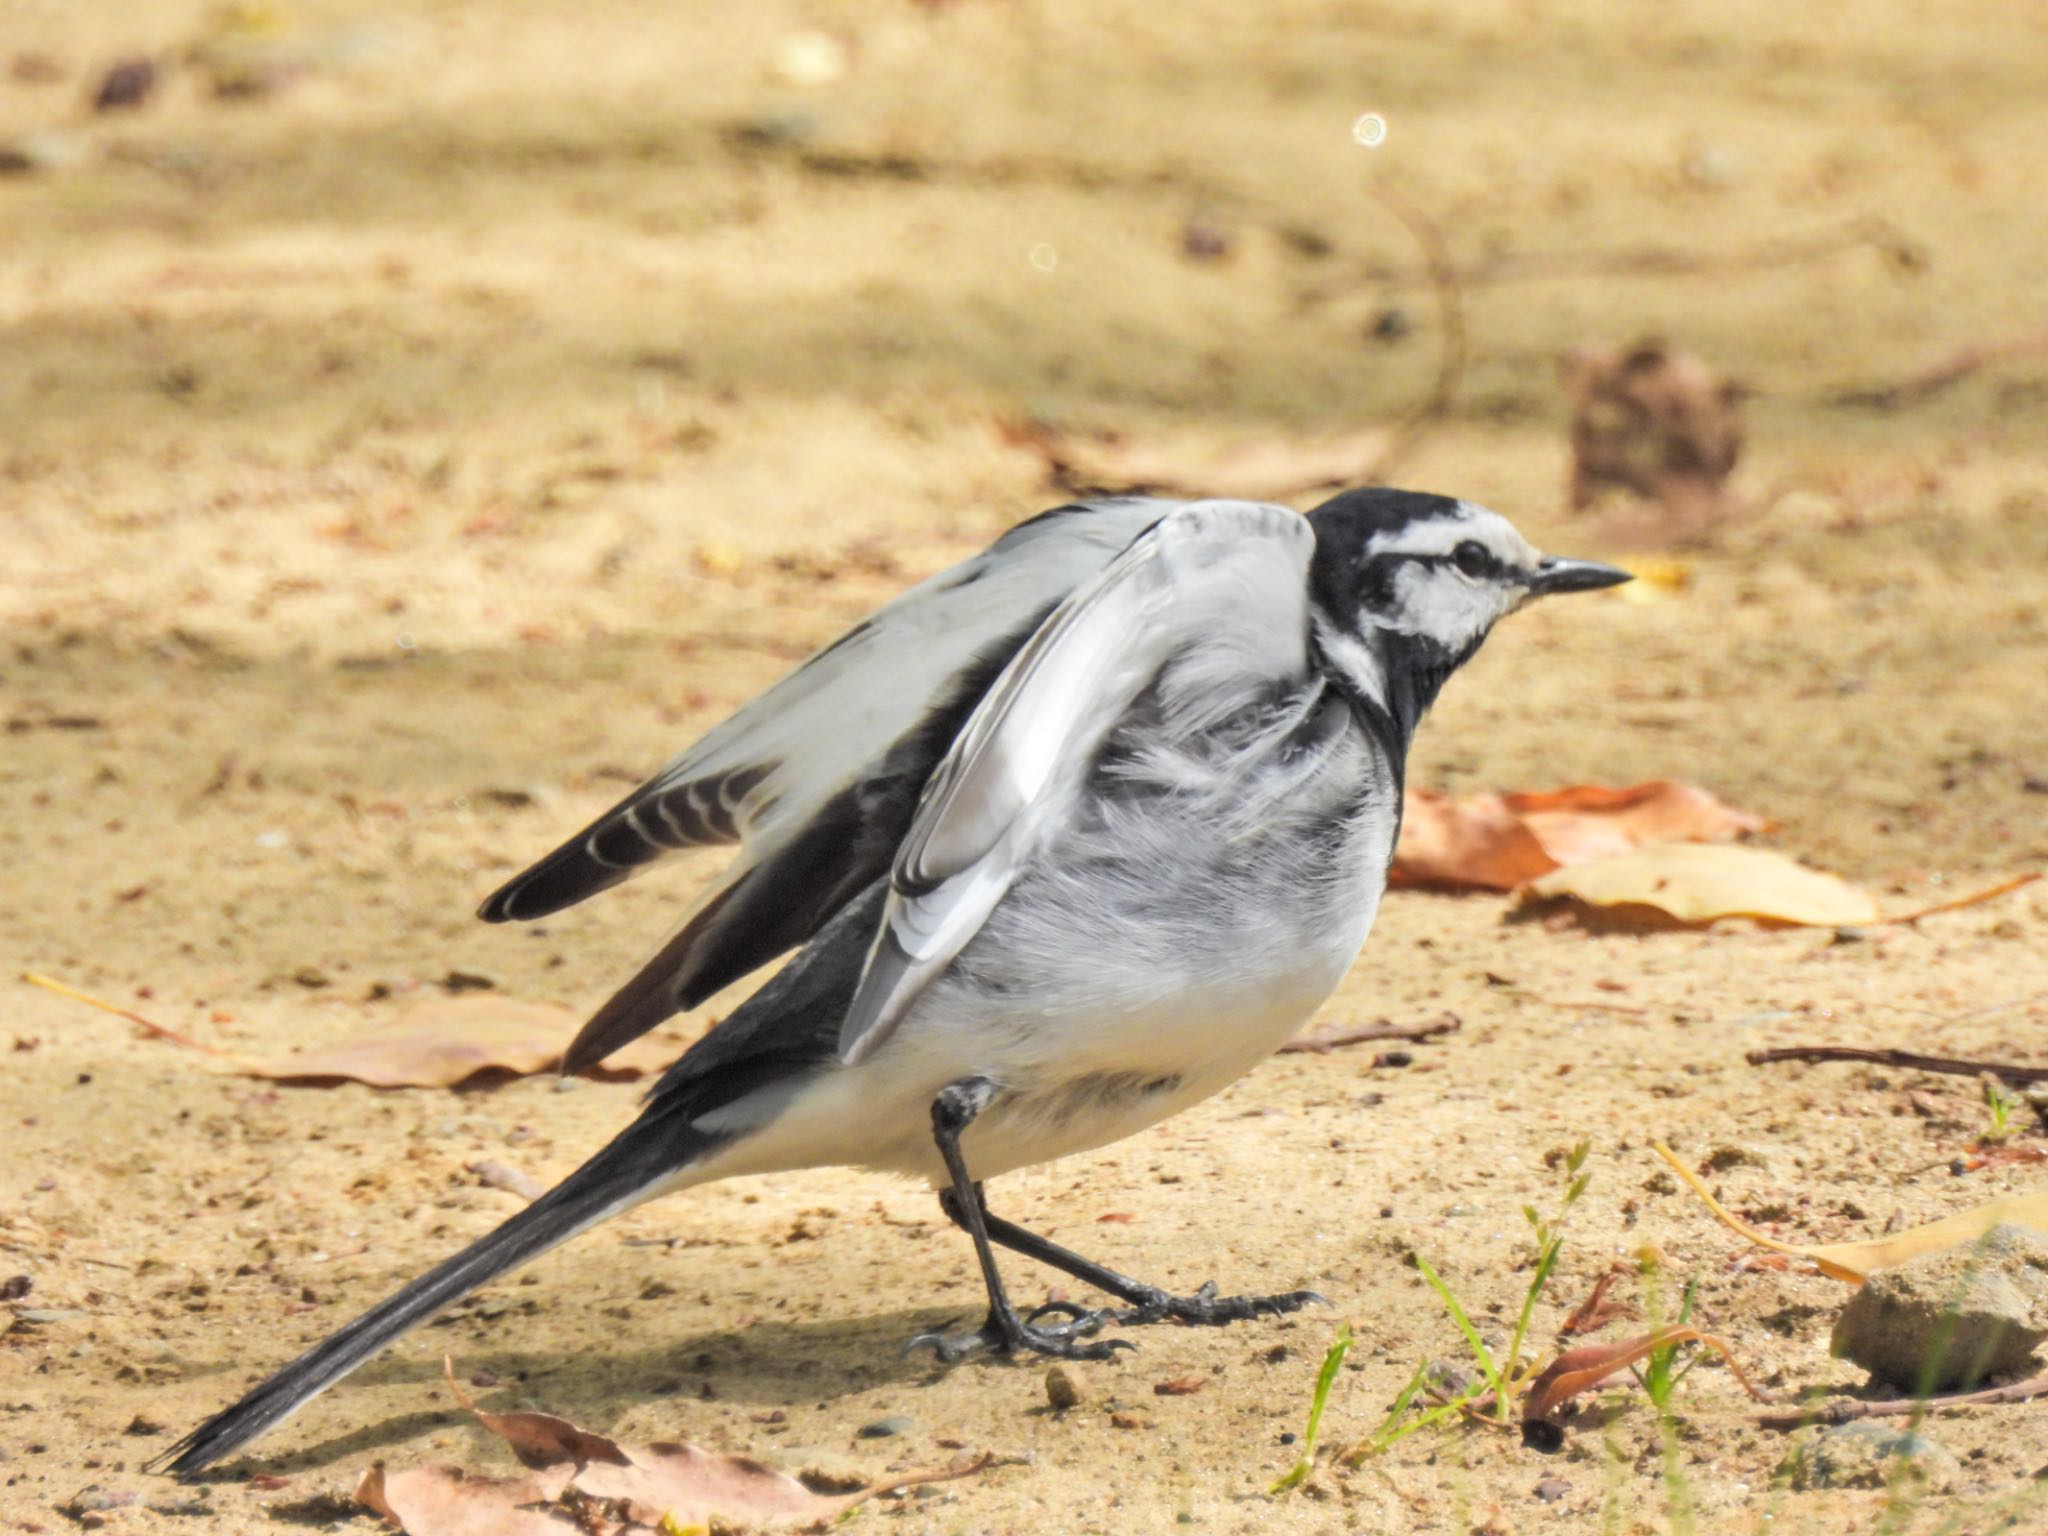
top-left (836, 500), bottom-right (1318, 1066)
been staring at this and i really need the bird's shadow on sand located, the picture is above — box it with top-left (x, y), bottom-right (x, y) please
top-left (176, 1303), bottom-right (1018, 1488)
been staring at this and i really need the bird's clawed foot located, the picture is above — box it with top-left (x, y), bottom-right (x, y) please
top-left (906, 1298), bottom-right (1136, 1363)
top-left (1114, 1280), bottom-right (1329, 1327)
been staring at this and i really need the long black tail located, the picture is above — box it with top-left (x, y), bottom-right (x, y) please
top-left (152, 1112), bottom-right (722, 1479)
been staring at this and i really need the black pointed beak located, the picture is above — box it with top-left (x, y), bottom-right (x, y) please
top-left (1527, 556), bottom-right (1632, 597)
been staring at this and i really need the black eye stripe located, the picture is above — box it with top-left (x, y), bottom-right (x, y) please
top-left (1361, 545), bottom-right (1502, 585)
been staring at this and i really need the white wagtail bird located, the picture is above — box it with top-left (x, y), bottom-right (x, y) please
top-left (157, 487), bottom-right (1627, 1476)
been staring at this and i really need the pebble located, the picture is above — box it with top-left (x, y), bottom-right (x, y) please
top-left (1044, 1363), bottom-right (1090, 1411)
top-left (1831, 1222), bottom-right (2048, 1390)
top-left (1369, 306), bottom-right (1415, 343)
top-left (91, 56), bottom-right (156, 112)
top-left (148, 1491), bottom-right (213, 1516)
top-left (67, 1486), bottom-right (139, 1514)
top-left (0, 130), bottom-right (88, 175)
top-left (1180, 221), bottom-right (1232, 262)
top-left (1788, 1422), bottom-right (1959, 1491)
top-left (771, 31), bottom-right (848, 88)
top-left (764, 1446), bottom-right (866, 1490)
top-left (1701, 1146), bottom-right (1766, 1172)
top-left (1682, 141), bottom-right (1745, 189)
top-left (856, 1413), bottom-right (915, 1439)
top-left (468, 1160), bottom-right (545, 1201)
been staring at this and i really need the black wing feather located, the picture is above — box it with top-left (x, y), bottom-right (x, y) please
top-left (555, 613), bottom-right (1052, 1073)
top-left (477, 765), bottom-right (770, 924)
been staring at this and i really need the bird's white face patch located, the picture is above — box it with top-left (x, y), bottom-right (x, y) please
top-left (1361, 502), bottom-right (1541, 653)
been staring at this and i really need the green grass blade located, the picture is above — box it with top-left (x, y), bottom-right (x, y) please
top-left (1269, 1323), bottom-right (1353, 1494)
top-left (1344, 1359), bottom-right (1431, 1465)
top-left (1413, 1252), bottom-right (1504, 1401)
top-left (1499, 1236), bottom-right (1563, 1418)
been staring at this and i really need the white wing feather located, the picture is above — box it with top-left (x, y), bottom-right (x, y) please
top-left (668, 502), bottom-right (1167, 861)
top-left (836, 500), bottom-right (1317, 1065)
top-left (478, 499), bottom-right (1172, 927)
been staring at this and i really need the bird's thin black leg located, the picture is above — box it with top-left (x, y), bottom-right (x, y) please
top-left (907, 1079), bottom-right (1134, 1363)
top-left (944, 1186), bottom-right (1327, 1328)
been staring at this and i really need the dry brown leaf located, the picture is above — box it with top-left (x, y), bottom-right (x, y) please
top-left (357, 1463), bottom-right (580, 1536)
top-left (1652, 1140), bottom-right (2048, 1284)
top-left (1521, 1326), bottom-right (1769, 1423)
top-left (240, 997), bottom-right (691, 1088)
top-left (1152, 1375), bottom-right (1208, 1396)
top-left (446, 1370), bottom-right (632, 1469)
top-left (1557, 1264), bottom-right (1637, 1337)
top-left (1524, 843), bottom-right (1879, 928)
top-left (354, 1363), bottom-right (991, 1534)
top-left (1390, 781), bottom-right (1765, 892)
top-left (1391, 793), bottom-right (1555, 891)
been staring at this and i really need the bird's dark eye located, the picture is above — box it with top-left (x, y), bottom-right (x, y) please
top-left (1451, 540), bottom-right (1491, 578)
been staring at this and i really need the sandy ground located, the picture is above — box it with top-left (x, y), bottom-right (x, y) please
top-left (4, 0), bottom-right (2048, 1531)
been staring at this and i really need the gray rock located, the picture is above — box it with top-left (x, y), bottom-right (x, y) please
top-left (1788, 1422), bottom-right (1959, 1491)
top-left (1831, 1222), bottom-right (2048, 1391)
top-left (66, 1485), bottom-right (141, 1514)
top-left (856, 1413), bottom-right (916, 1439)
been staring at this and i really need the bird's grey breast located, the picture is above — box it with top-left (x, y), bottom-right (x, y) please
top-left (944, 671), bottom-right (1399, 1043)
top-left (862, 672), bottom-right (1399, 1181)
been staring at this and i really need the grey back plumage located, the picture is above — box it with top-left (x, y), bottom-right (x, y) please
top-left (836, 501), bottom-right (1319, 1065)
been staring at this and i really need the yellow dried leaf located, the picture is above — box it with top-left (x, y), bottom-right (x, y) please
top-left (1525, 843), bottom-right (1878, 927)
top-left (1653, 1141), bottom-right (2048, 1284)
top-left (693, 539), bottom-right (746, 577)
top-left (1617, 557), bottom-right (1693, 603)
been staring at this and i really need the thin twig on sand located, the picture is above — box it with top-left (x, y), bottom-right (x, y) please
top-left (1282, 1014), bottom-right (1461, 1055)
top-left (1884, 872), bottom-right (2040, 925)
top-left (1756, 1372), bottom-right (2048, 1432)
top-left (1832, 327), bottom-right (2048, 410)
top-left (21, 970), bottom-right (229, 1056)
top-left (1745, 1046), bottom-right (2048, 1086)
top-left (1304, 215), bottom-right (1920, 297)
